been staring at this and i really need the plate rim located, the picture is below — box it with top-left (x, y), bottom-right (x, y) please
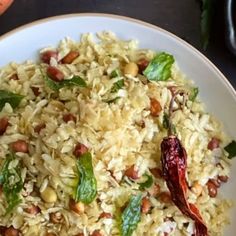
top-left (0, 12), bottom-right (236, 99)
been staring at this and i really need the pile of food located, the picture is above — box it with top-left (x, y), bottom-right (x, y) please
top-left (0, 32), bottom-right (235, 236)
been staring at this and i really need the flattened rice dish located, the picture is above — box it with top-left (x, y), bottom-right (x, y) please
top-left (0, 32), bottom-right (235, 236)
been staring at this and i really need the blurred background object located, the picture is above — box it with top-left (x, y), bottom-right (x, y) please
top-left (0, 0), bottom-right (235, 87)
top-left (225, 0), bottom-right (236, 56)
top-left (0, 0), bottom-right (13, 15)
top-left (199, 0), bottom-right (214, 51)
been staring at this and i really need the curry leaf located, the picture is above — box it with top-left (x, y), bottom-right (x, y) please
top-left (121, 194), bottom-right (142, 236)
top-left (138, 174), bottom-right (153, 190)
top-left (110, 70), bottom-right (124, 93)
top-left (44, 74), bottom-right (86, 91)
top-left (5, 197), bottom-right (22, 214)
top-left (0, 153), bottom-right (23, 214)
top-left (61, 76), bottom-right (87, 88)
top-left (44, 75), bottom-right (61, 91)
top-left (74, 152), bottom-right (97, 204)
top-left (111, 79), bottom-right (124, 93)
top-left (111, 69), bottom-right (121, 78)
top-left (224, 140), bottom-right (236, 159)
top-left (189, 87), bottom-right (199, 102)
top-left (0, 90), bottom-right (24, 111)
top-left (143, 52), bottom-right (174, 81)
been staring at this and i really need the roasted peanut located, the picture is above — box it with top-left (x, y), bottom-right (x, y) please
top-left (4, 226), bottom-right (20, 236)
top-left (141, 197), bottom-right (151, 214)
top-left (150, 98), bottom-right (162, 116)
top-left (61, 51), bottom-right (79, 64)
top-left (90, 230), bottom-right (102, 236)
top-left (31, 86), bottom-right (41, 96)
top-left (73, 142), bottom-right (88, 158)
top-left (40, 187), bottom-right (57, 203)
top-left (10, 140), bottom-right (29, 153)
top-left (137, 58), bottom-right (149, 73)
top-left (207, 180), bottom-right (217, 198)
top-left (207, 137), bottom-right (220, 150)
top-left (191, 182), bottom-right (203, 197)
top-left (50, 212), bottom-right (63, 223)
top-left (124, 165), bottom-right (139, 180)
top-left (148, 183), bottom-right (160, 197)
top-left (41, 50), bottom-right (58, 64)
top-left (218, 175), bottom-right (229, 183)
top-left (0, 117), bottom-right (9, 135)
top-left (208, 178), bottom-right (221, 188)
top-left (159, 192), bottom-right (172, 203)
top-left (25, 204), bottom-right (40, 215)
top-left (124, 62), bottom-right (139, 77)
top-left (9, 74), bottom-right (19, 80)
top-left (0, 226), bottom-right (6, 235)
top-left (99, 212), bottom-right (112, 219)
top-left (150, 168), bottom-right (162, 178)
top-left (47, 66), bottom-right (64, 82)
top-left (34, 123), bottom-right (46, 134)
top-left (63, 113), bottom-right (76, 123)
top-left (69, 199), bottom-right (85, 214)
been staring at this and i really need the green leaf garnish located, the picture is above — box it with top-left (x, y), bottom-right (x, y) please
top-left (44, 74), bottom-right (61, 91)
top-left (143, 52), bottom-right (174, 81)
top-left (62, 76), bottom-right (86, 88)
top-left (110, 69), bottom-right (121, 78)
top-left (189, 87), bottom-right (199, 102)
top-left (74, 152), bottom-right (97, 204)
top-left (110, 69), bottom-right (124, 93)
top-left (0, 153), bottom-right (23, 214)
top-left (44, 74), bottom-right (87, 91)
top-left (0, 90), bottom-right (24, 111)
top-left (120, 194), bottom-right (142, 236)
top-left (138, 174), bottom-right (153, 190)
top-left (224, 140), bottom-right (236, 159)
top-left (111, 79), bottom-right (124, 93)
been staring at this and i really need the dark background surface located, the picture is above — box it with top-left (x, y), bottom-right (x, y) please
top-left (0, 0), bottom-right (236, 88)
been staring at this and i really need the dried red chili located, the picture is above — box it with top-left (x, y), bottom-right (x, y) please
top-left (160, 91), bottom-right (208, 236)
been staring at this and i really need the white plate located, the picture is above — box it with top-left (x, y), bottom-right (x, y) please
top-left (0, 13), bottom-right (236, 235)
